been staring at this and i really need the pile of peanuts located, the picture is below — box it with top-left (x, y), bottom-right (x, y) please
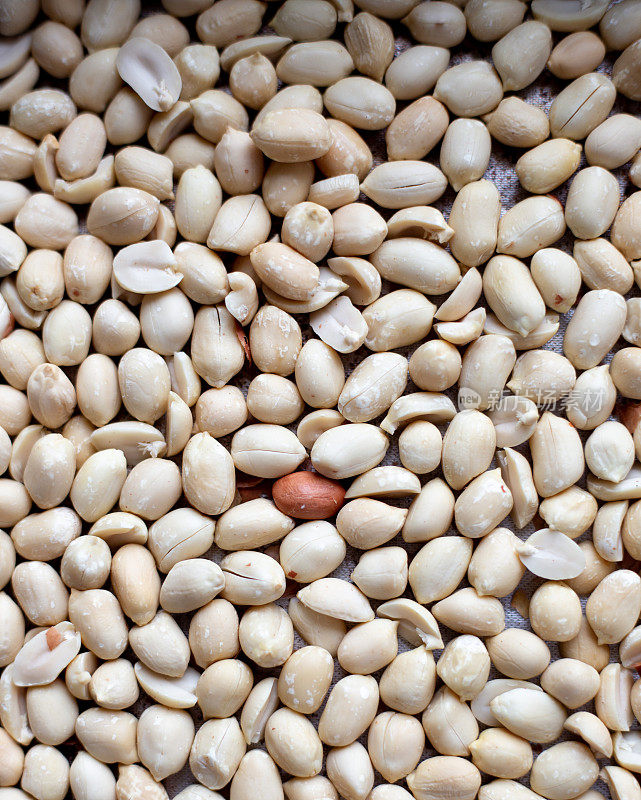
top-left (4, 0), bottom-right (641, 799)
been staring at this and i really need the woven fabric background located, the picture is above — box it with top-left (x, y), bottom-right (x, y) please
top-left (37, 2), bottom-right (639, 796)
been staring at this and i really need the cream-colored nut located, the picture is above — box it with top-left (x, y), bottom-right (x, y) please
top-left (530, 248), bottom-right (581, 314)
top-left (482, 255), bottom-right (546, 337)
top-left (586, 569), bottom-right (641, 645)
top-left (0, 476), bottom-right (31, 527)
top-left (0, 329), bottom-right (44, 391)
top-left (277, 645), bottom-right (333, 714)
top-left (175, 43), bottom-right (220, 101)
top-left (230, 749), bottom-right (283, 800)
top-left (326, 740), bottom-right (374, 800)
top-left (490, 687), bottom-right (566, 744)
top-left (430, 587), bottom-right (504, 638)
top-left (550, 72), bottom-right (616, 140)
top-left (274, 38), bottom-right (353, 86)
top-left (129, 609), bottom-right (190, 678)
top-left (350, 546), bottom-right (408, 602)
top-left (344, 11), bottom-right (393, 82)
top-left (0, 663), bottom-right (32, 746)
top-left (297, 577), bottom-right (374, 625)
top-left (136, 704), bottom-right (194, 781)
top-left (214, 128), bottom-right (263, 198)
top-left (318, 673), bottom-right (378, 747)
top-left (10, 87), bottom-right (76, 140)
top-left (69, 47), bottom-right (123, 114)
top-left (16, 195), bottom-right (79, 252)
top-left (41, 300), bottom-right (91, 367)
top-left (311, 423), bottom-right (388, 480)
top-left (87, 187), bottom-right (159, 246)
top-left (563, 712), bottom-right (613, 759)
top-left (465, 0), bottom-right (526, 41)
top-left (548, 31), bottom-right (606, 79)
top-left (88, 658), bottom-right (138, 711)
top-left (378, 645), bottom-right (436, 717)
top-left (613, 39), bottom-right (641, 101)
top-left (22, 433), bottom-right (74, 511)
top-left (0, 57), bottom-right (39, 113)
top-left (442, 410), bottom-right (496, 490)
top-left (240, 676), bottom-right (279, 745)
top-left (0, 589), bottom-right (24, 668)
top-left (114, 145), bottom-right (174, 202)
top-left (585, 114), bottom-right (641, 172)
top-left (69, 751), bottom-right (116, 800)
top-left (530, 412), bottom-right (585, 498)
top-left (271, 0), bottom-right (337, 40)
top-left (453, 468), bottom-right (513, 540)
top-left (469, 727), bottom-right (532, 780)
top-left (12, 507), bottom-right (80, 565)
top-left (601, 765), bottom-right (641, 800)
top-left (564, 288), bottom-right (627, 371)
top-left (12, 559), bottom-right (68, 626)
top-left (134, 662), bottom-right (199, 710)
top-left (386, 96), bottom-right (447, 162)
top-left (190, 598), bottom-right (240, 669)
top-left (148, 507), bottom-right (214, 573)
top-left (486, 97), bottom-right (550, 149)
top-left (307, 173), bottom-right (360, 210)
top-left (0, 125), bottom-right (37, 182)
top-left (540, 658), bottom-right (600, 709)
top-left (402, 478), bottom-right (454, 545)
top-left (207, 193), bottom-right (270, 256)
top-left (508, 350), bottom-right (576, 405)
top-left (585, 421), bottom-right (635, 484)
top-left (128, 14), bottom-right (189, 56)
top-left (68, 588), bottom-right (128, 659)
top-left (337, 617), bottom-right (398, 676)
top-left (337, 498), bottom-right (406, 550)
top-left (60, 535), bottom-right (111, 591)
top-left (61, 416), bottom-right (96, 470)
top-left (595, 663), bottom-right (635, 731)
top-left (140, 287), bottom-right (194, 355)
top-left (75, 707), bottom-right (137, 766)
top-left (262, 161), bottom-right (314, 218)
top-left (229, 52), bottom-right (277, 111)
top-left (486, 628), bottom-right (550, 680)
top-left (530, 742), bottom-right (599, 800)
top-left (491, 20), bottom-right (551, 91)
top-left (293, 340), bottom-right (344, 411)
top-left (221, 550), bottom-right (285, 606)
top-left (409, 341), bottom-right (460, 393)
top-left (385, 46), bottom-right (443, 102)
top-left (372, 238), bottom-right (460, 298)
top-left (360, 160), bottom-right (447, 210)
top-left (110, 543), bottom-right (160, 625)
top-left (529, 581), bottom-right (582, 642)
top-left (434, 60), bottom-right (502, 118)
top-left (497, 196), bottom-right (565, 258)
top-left (192, 304), bottom-right (246, 387)
top-left (21, 744), bottom-right (70, 800)
top-left (296, 410), bottom-right (344, 451)
top-left (600, 0), bottom-right (641, 49)
top-left (117, 347), bottom-right (170, 425)
top-left (425, 687), bottom-right (479, 760)
top-left (439, 120), bottom-right (491, 193)
top-left (467, 527), bottom-right (526, 598)
top-left (198, 1), bottom-right (268, 48)
top-left (565, 168), bottom-right (620, 242)
top-left (397, 421), bottom-right (441, 476)
top-left (75, 355), bottom-right (121, 428)
top-left (402, 2), bottom-right (465, 46)
top-left (92, 298), bottom-right (140, 357)
top-left (0, 180), bottom-right (30, 225)
top-left (104, 87), bottom-right (153, 146)
top-left (0, 724), bottom-right (25, 788)
top-left (314, 118), bottom-right (372, 184)
top-left (115, 37), bottom-right (181, 113)
top-left (239, 603), bottom-right (294, 668)
top-left (406, 756), bottom-right (481, 800)
top-left (409, 536), bottom-right (473, 604)
top-left (516, 138), bottom-right (582, 195)
top-left (160, 558), bottom-right (224, 614)
top-left (435, 634), bottom-right (490, 701)
top-left (364, 289), bottom-right (435, 352)
top-left (280, 520), bottom-right (345, 584)
top-left (337, 352), bottom-right (406, 424)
